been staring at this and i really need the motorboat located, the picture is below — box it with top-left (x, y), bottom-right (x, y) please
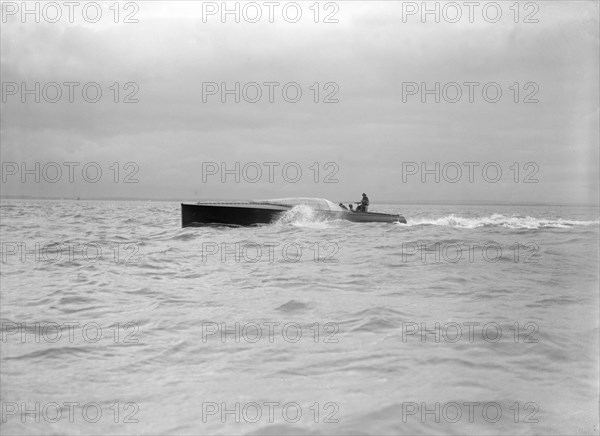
top-left (181, 198), bottom-right (406, 227)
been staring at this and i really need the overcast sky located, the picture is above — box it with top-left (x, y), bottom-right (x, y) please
top-left (1, 1), bottom-right (598, 204)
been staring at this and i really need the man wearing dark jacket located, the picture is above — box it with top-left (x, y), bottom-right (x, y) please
top-left (357, 193), bottom-right (369, 212)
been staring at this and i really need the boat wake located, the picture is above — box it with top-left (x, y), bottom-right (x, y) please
top-left (275, 205), bottom-right (334, 228)
top-left (403, 214), bottom-right (600, 229)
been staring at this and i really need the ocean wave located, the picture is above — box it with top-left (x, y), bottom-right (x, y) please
top-left (405, 214), bottom-right (600, 229)
top-left (276, 299), bottom-right (311, 313)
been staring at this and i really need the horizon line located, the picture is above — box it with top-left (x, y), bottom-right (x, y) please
top-left (1, 195), bottom-right (598, 208)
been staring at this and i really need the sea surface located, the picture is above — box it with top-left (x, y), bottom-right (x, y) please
top-left (1, 199), bottom-right (599, 435)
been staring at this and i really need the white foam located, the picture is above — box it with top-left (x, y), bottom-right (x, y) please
top-left (276, 205), bottom-right (333, 228)
top-left (404, 214), bottom-right (600, 229)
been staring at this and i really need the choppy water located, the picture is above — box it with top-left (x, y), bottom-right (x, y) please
top-left (1, 199), bottom-right (599, 435)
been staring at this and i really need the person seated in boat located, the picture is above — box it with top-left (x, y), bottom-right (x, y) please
top-left (356, 193), bottom-right (369, 212)
top-left (348, 204), bottom-right (354, 211)
top-left (339, 203), bottom-right (348, 210)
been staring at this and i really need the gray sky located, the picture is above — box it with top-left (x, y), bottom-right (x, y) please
top-left (1, 1), bottom-right (598, 204)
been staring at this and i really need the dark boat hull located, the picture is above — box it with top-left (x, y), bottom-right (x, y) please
top-left (182, 203), bottom-right (288, 227)
top-left (182, 203), bottom-right (406, 227)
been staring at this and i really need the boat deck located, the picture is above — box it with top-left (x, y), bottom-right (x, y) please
top-left (184, 201), bottom-right (292, 210)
